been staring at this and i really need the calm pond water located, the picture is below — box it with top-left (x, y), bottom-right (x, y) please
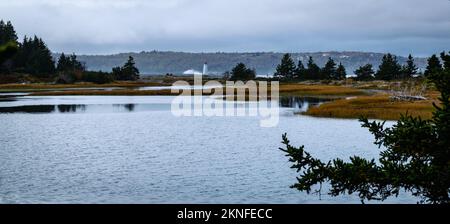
top-left (0, 94), bottom-right (417, 203)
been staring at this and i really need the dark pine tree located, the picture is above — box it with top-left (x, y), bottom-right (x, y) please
top-left (57, 53), bottom-right (85, 72)
top-left (0, 20), bottom-right (18, 45)
top-left (354, 64), bottom-right (375, 81)
top-left (294, 60), bottom-right (306, 80)
top-left (122, 56), bottom-right (140, 80)
top-left (305, 56), bottom-right (321, 80)
top-left (56, 53), bottom-right (68, 72)
top-left (335, 63), bottom-right (347, 80)
top-left (0, 20), bottom-right (18, 72)
top-left (275, 53), bottom-right (296, 80)
top-left (441, 51), bottom-right (450, 71)
top-left (401, 54), bottom-right (418, 79)
top-left (113, 56), bottom-right (140, 81)
top-left (230, 62), bottom-right (256, 81)
top-left (375, 53), bottom-right (401, 80)
top-left (14, 36), bottom-right (56, 77)
top-left (321, 57), bottom-right (337, 80)
top-left (424, 54), bottom-right (443, 78)
top-left (0, 41), bottom-right (18, 65)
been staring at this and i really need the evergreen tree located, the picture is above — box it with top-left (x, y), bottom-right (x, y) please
top-left (441, 51), bottom-right (450, 71)
top-left (401, 54), bottom-right (418, 79)
top-left (14, 36), bottom-right (56, 76)
top-left (55, 53), bottom-right (86, 84)
top-left (321, 57), bottom-right (337, 79)
top-left (56, 53), bottom-right (68, 72)
top-left (375, 53), bottom-right (401, 80)
top-left (113, 56), bottom-right (140, 81)
top-left (294, 60), bottom-right (306, 80)
top-left (305, 56), bottom-right (320, 80)
top-left (275, 53), bottom-right (296, 80)
top-left (122, 56), bottom-right (140, 80)
top-left (335, 63), bottom-right (347, 80)
top-left (354, 64), bottom-right (375, 81)
top-left (0, 20), bottom-right (18, 45)
top-left (230, 62), bottom-right (256, 81)
top-left (424, 54), bottom-right (443, 78)
top-left (0, 42), bottom-right (18, 65)
top-left (0, 20), bottom-right (18, 72)
top-left (280, 52), bottom-right (450, 204)
top-left (57, 53), bottom-right (85, 72)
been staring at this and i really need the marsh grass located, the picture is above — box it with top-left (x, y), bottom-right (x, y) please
top-left (29, 89), bottom-right (206, 96)
top-left (279, 84), bottom-right (367, 96)
top-left (304, 94), bottom-right (436, 120)
top-left (0, 81), bottom-right (167, 90)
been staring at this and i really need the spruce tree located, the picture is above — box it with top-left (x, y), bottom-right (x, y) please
top-left (56, 53), bottom-right (68, 72)
top-left (354, 64), bottom-right (375, 81)
top-left (321, 57), bottom-right (337, 79)
top-left (230, 62), bottom-right (256, 81)
top-left (424, 54), bottom-right (443, 78)
top-left (401, 54), bottom-right (418, 79)
top-left (0, 20), bottom-right (18, 72)
top-left (275, 53), bottom-right (296, 80)
top-left (57, 53), bottom-right (85, 72)
top-left (305, 56), bottom-right (320, 80)
top-left (113, 56), bottom-right (140, 81)
top-left (0, 20), bottom-right (18, 45)
top-left (336, 63), bottom-right (347, 80)
top-left (0, 42), bottom-right (18, 65)
top-left (14, 36), bottom-right (55, 76)
top-left (294, 60), bottom-right (306, 80)
top-left (375, 53), bottom-right (401, 80)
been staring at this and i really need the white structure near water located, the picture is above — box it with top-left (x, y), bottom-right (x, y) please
top-left (183, 62), bottom-right (209, 76)
top-left (202, 62), bottom-right (208, 75)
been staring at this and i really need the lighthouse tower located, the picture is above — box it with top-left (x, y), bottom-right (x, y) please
top-left (202, 62), bottom-right (208, 76)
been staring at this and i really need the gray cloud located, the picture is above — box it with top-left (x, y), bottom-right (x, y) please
top-left (1, 0), bottom-right (449, 56)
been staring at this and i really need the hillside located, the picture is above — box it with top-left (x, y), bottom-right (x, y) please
top-left (66, 51), bottom-right (428, 76)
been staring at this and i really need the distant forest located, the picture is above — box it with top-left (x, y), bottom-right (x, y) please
top-left (67, 51), bottom-right (428, 76)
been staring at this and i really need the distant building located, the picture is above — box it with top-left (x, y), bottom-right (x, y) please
top-left (202, 62), bottom-right (208, 75)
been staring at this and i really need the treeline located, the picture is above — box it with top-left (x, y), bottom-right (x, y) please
top-left (274, 54), bottom-right (346, 80)
top-left (0, 20), bottom-right (140, 84)
top-left (224, 51), bottom-right (446, 83)
top-left (273, 53), bottom-right (425, 81)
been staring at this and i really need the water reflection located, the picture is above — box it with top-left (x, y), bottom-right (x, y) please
top-left (0, 105), bottom-right (56, 113)
top-left (57, 104), bottom-right (86, 113)
top-left (120, 104), bottom-right (135, 112)
top-left (0, 96), bottom-right (333, 114)
top-left (0, 104), bottom-right (137, 114)
top-left (279, 96), bottom-right (332, 112)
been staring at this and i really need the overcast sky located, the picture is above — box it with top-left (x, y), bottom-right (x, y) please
top-left (1, 0), bottom-right (449, 56)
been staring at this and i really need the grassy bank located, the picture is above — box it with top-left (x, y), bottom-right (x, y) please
top-left (0, 81), bottom-right (168, 92)
top-left (28, 89), bottom-right (210, 96)
top-left (304, 93), bottom-right (437, 120)
top-left (279, 84), bottom-right (366, 96)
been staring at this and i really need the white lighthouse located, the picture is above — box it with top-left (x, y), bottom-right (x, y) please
top-left (202, 62), bottom-right (208, 76)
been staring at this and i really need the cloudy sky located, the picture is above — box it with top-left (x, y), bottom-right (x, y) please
top-left (1, 0), bottom-right (449, 56)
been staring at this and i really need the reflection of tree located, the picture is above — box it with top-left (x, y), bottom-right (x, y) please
top-left (57, 104), bottom-right (85, 113)
top-left (113, 104), bottom-right (135, 112)
top-left (0, 105), bottom-right (55, 113)
top-left (124, 104), bottom-right (135, 112)
top-left (279, 96), bottom-right (330, 109)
